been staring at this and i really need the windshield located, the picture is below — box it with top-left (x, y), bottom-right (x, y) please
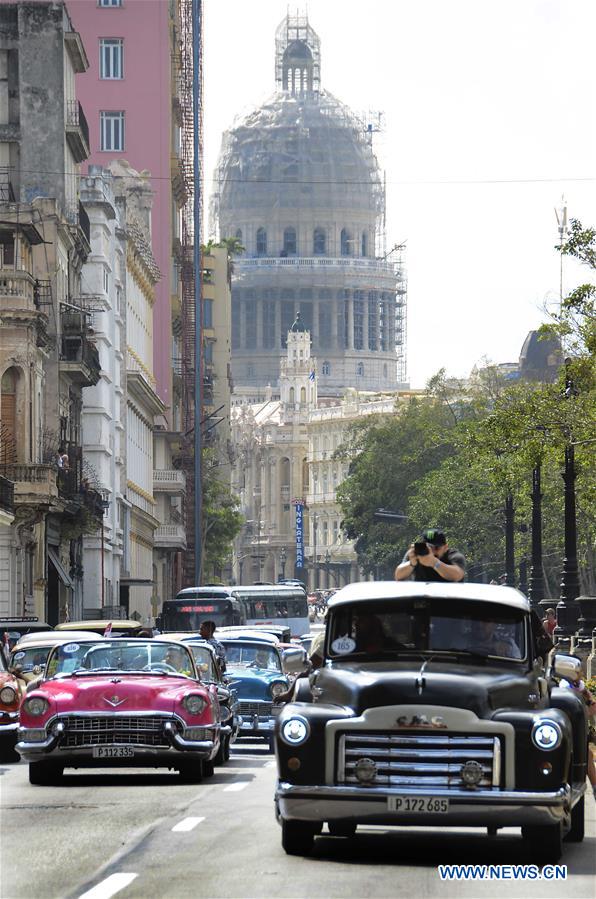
top-left (221, 642), bottom-right (282, 672)
top-left (11, 646), bottom-right (51, 673)
top-left (162, 598), bottom-right (235, 631)
top-left (185, 644), bottom-right (218, 680)
top-left (45, 640), bottom-right (197, 678)
top-left (328, 599), bottom-right (527, 662)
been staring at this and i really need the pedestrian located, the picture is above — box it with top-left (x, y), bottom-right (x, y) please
top-left (561, 676), bottom-right (596, 800)
top-left (198, 619), bottom-right (226, 673)
top-left (542, 607), bottom-right (557, 636)
top-left (394, 528), bottom-right (465, 583)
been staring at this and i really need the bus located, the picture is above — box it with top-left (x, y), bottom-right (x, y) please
top-left (159, 587), bottom-right (247, 633)
top-left (231, 585), bottom-right (309, 637)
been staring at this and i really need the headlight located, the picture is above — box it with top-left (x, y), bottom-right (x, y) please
top-left (281, 716), bottom-right (310, 746)
top-left (270, 682), bottom-right (287, 698)
top-left (0, 686), bottom-right (18, 704)
top-left (23, 696), bottom-right (49, 717)
top-left (183, 694), bottom-right (208, 715)
top-left (531, 719), bottom-right (562, 751)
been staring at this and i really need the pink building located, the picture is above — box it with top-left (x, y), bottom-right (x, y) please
top-left (70, 0), bottom-right (173, 409)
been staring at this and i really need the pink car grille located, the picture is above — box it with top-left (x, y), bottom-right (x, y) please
top-left (57, 715), bottom-right (173, 748)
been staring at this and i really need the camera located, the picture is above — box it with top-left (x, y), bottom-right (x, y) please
top-left (414, 541), bottom-right (430, 556)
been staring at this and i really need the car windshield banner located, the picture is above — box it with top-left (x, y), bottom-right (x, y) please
top-left (295, 502), bottom-right (304, 568)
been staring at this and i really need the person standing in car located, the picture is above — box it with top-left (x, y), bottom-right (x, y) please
top-left (199, 620), bottom-right (227, 673)
top-left (394, 528), bottom-right (465, 583)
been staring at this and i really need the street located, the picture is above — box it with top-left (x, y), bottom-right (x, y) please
top-left (1, 740), bottom-right (594, 899)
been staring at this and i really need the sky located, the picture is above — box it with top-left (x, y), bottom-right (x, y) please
top-left (203, 0), bottom-right (596, 388)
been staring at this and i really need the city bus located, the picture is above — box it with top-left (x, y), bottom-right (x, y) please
top-left (159, 586), bottom-right (247, 633)
top-left (231, 584), bottom-right (309, 637)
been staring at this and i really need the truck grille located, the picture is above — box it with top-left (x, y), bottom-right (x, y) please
top-left (57, 715), bottom-right (172, 748)
top-left (238, 701), bottom-right (273, 717)
top-left (336, 732), bottom-right (501, 789)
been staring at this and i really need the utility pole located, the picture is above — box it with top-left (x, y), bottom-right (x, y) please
top-left (555, 197), bottom-right (568, 309)
top-left (192, 0), bottom-right (203, 585)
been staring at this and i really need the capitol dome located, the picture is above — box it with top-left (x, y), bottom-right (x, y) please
top-left (213, 13), bottom-right (407, 395)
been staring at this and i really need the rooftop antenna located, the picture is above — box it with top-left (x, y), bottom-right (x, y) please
top-left (554, 196), bottom-right (568, 309)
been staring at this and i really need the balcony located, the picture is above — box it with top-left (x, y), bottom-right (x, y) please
top-left (65, 100), bottom-right (90, 163)
top-left (0, 464), bottom-right (58, 506)
top-left (59, 311), bottom-right (101, 386)
top-left (154, 524), bottom-right (186, 550)
top-left (153, 469), bottom-right (186, 494)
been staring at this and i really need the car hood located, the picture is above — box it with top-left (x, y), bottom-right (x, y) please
top-left (314, 661), bottom-right (537, 717)
top-left (37, 674), bottom-right (199, 714)
top-left (226, 667), bottom-right (287, 700)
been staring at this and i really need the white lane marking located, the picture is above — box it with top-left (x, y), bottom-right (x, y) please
top-left (223, 781), bottom-right (249, 792)
top-left (78, 873), bottom-right (138, 899)
top-left (264, 761), bottom-right (276, 767)
top-left (171, 816), bottom-right (205, 832)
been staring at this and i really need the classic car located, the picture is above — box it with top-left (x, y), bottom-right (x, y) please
top-left (0, 618), bottom-right (53, 659)
top-left (219, 635), bottom-right (292, 751)
top-left (154, 633), bottom-right (239, 763)
top-left (54, 620), bottom-right (150, 637)
top-left (275, 582), bottom-right (587, 859)
top-left (0, 646), bottom-right (21, 761)
top-left (10, 632), bottom-right (97, 695)
top-left (16, 638), bottom-right (222, 784)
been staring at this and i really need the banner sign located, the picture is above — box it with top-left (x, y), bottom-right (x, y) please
top-left (295, 502), bottom-right (304, 568)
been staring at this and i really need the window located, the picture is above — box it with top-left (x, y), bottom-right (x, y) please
top-left (203, 298), bottom-right (213, 329)
top-left (340, 228), bottom-right (352, 256)
top-left (103, 267), bottom-right (109, 292)
top-left (100, 111), bottom-right (125, 151)
top-left (356, 362), bottom-right (364, 377)
top-left (100, 39), bottom-right (123, 79)
top-left (204, 341), bottom-right (213, 364)
top-left (361, 231), bottom-right (368, 257)
top-left (283, 227), bottom-right (296, 256)
top-left (256, 227), bottom-right (267, 256)
top-left (322, 361), bottom-right (330, 376)
top-left (99, 0), bottom-right (122, 6)
top-left (313, 228), bottom-right (326, 255)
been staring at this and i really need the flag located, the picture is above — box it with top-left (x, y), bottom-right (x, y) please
top-left (103, 621), bottom-right (113, 637)
top-left (309, 369), bottom-right (316, 382)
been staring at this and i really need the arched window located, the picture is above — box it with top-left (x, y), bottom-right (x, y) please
top-left (361, 232), bottom-right (368, 257)
top-left (300, 386), bottom-right (306, 404)
top-left (313, 228), bottom-right (326, 255)
top-left (283, 227), bottom-right (297, 256)
top-left (289, 387), bottom-right (295, 405)
top-left (235, 228), bottom-right (243, 242)
top-left (256, 227), bottom-right (267, 256)
top-left (0, 367), bottom-right (19, 462)
top-left (322, 361), bottom-right (330, 376)
top-left (356, 362), bottom-right (364, 377)
top-left (340, 229), bottom-right (352, 256)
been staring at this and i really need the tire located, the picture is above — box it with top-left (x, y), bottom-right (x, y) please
top-left (281, 819), bottom-right (315, 856)
top-left (521, 822), bottom-right (563, 862)
top-left (564, 795), bottom-right (585, 843)
top-left (28, 761), bottom-right (63, 785)
top-left (0, 735), bottom-right (20, 764)
top-left (328, 821), bottom-right (357, 838)
top-left (224, 735), bottom-right (231, 762)
top-left (202, 758), bottom-right (215, 778)
top-left (178, 762), bottom-right (203, 784)
top-left (214, 737), bottom-right (226, 766)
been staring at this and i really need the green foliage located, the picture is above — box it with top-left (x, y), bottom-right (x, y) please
top-left (201, 450), bottom-right (243, 574)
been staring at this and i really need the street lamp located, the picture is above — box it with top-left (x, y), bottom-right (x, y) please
top-left (279, 546), bottom-right (287, 580)
top-left (555, 361), bottom-right (580, 637)
top-left (325, 549), bottom-right (331, 588)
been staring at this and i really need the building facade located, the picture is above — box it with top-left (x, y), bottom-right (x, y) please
top-left (213, 13), bottom-right (407, 397)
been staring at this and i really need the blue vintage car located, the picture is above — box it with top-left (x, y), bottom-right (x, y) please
top-left (219, 636), bottom-right (289, 751)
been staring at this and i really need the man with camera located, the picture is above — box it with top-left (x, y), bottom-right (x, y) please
top-left (394, 528), bottom-right (465, 582)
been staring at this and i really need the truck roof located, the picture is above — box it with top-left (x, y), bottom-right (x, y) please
top-left (327, 581), bottom-right (530, 613)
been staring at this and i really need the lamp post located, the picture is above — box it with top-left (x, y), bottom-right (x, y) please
top-left (528, 463), bottom-right (545, 610)
top-left (325, 549), bottom-right (331, 588)
top-left (279, 546), bottom-right (287, 580)
top-left (504, 492), bottom-right (515, 586)
top-left (555, 361), bottom-right (580, 637)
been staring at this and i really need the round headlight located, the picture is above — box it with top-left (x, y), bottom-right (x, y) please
top-left (0, 686), bottom-right (18, 705)
top-left (24, 696), bottom-right (49, 717)
top-left (531, 719), bottom-right (562, 751)
top-left (184, 694), bottom-right (207, 715)
top-left (271, 682), bottom-right (287, 698)
top-left (281, 716), bottom-right (310, 746)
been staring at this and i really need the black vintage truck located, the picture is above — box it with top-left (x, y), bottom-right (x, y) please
top-left (275, 582), bottom-right (587, 858)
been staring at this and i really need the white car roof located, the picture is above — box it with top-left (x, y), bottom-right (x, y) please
top-left (13, 630), bottom-right (99, 647)
top-left (327, 581), bottom-right (530, 613)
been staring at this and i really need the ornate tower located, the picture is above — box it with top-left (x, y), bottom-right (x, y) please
top-left (279, 313), bottom-right (317, 419)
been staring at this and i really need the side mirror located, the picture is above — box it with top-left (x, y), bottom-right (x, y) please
top-left (216, 686), bottom-right (230, 703)
top-left (552, 653), bottom-right (582, 684)
top-left (282, 647), bottom-right (308, 676)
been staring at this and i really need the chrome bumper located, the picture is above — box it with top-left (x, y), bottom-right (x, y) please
top-left (276, 783), bottom-right (577, 828)
top-left (17, 721), bottom-right (219, 763)
top-left (238, 715), bottom-right (277, 735)
top-left (0, 716), bottom-right (19, 734)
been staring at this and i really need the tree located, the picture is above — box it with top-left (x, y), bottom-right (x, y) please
top-left (201, 450), bottom-right (243, 578)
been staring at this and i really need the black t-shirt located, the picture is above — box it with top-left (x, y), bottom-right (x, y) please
top-left (401, 547), bottom-right (466, 581)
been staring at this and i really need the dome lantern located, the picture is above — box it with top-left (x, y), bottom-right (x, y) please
top-left (275, 12), bottom-right (321, 98)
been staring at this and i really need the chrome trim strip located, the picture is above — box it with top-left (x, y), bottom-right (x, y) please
top-left (493, 736), bottom-right (501, 788)
top-left (344, 748), bottom-right (495, 759)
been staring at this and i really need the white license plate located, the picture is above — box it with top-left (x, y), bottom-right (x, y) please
top-left (92, 746), bottom-right (135, 759)
top-left (388, 795), bottom-right (449, 813)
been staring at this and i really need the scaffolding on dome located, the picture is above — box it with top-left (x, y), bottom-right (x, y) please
top-left (275, 12), bottom-right (321, 95)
